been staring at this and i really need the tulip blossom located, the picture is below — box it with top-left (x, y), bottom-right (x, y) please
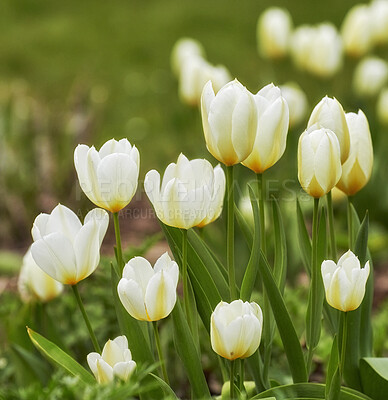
top-left (307, 96), bottom-right (350, 163)
top-left (87, 336), bottom-right (136, 383)
top-left (377, 88), bottom-right (388, 124)
top-left (18, 248), bottom-right (63, 303)
top-left (341, 5), bottom-right (373, 57)
top-left (144, 153), bottom-right (225, 229)
top-left (201, 80), bottom-right (257, 166)
top-left (336, 111), bottom-right (373, 196)
top-left (31, 205), bottom-right (109, 285)
top-left (298, 125), bottom-right (342, 198)
top-left (279, 83), bottom-right (308, 128)
top-left (74, 139), bottom-right (140, 213)
top-left (171, 37), bottom-right (205, 77)
top-left (242, 83), bottom-right (289, 173)
top-left (370, 0), bottom-right (388, 45)
top-left (179, 56), bottom-right (231, 106)
top-left (321, 250), bottom-right (370, 312)
top-left (257, 7), bottom-right (293, 59)
top-left (210, 299), bottom-right (263, 360)
top-left (118, 252), bottom-right (179, 321)
top-left (353, 57), bottom-right (388, 97)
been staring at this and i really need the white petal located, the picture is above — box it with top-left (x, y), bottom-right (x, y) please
top-left (117, 279), bottom-right (148, 320)
top-left (122, 257), bottom-right (154, 293)
top-left (87, 352), bottom-right (101, 379)
top-left (112, 335), bottom-right (128, 352)
top-left (45, 204), bottom-right (82, 242)
top-left (84, 208), bottom-right (109, 246)
top-left (113, 361), bottom-right (136, 381)
top-left (96, 359), bottom-right (114, 383)
top-left (102, 339), bottom-right (125, 366)
top-left (31, 213), bottom-right (50, 240)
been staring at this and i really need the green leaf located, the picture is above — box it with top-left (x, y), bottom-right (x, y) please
top-left (296, 199), bottom-right (312, 274)
top-left (360, 358), bottom-right (388, 400)
top-left (240, 184), bottom-right (260, 301)
top-left (272, 196), bottom-right (287, 292)
top-left (258, 251), bottom-right (307, 383)
top-left (149, 372), bottom-right (179, 400)
top-left (326, 335), bottom-right (339, 399)
top-left (327, 368), bottom-right (341, 400)
top-left (172, 301), bottom-right (211, 399)
top-left (27, 327), bottom-right (95, 385)
top-left (234, 202), bottom-right (253, 251)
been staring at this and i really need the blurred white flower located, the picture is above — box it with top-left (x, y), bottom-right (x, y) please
top-left (370, 0), bottom-right (388, 45)
top-left (377, 88), bottom-right (388, 124)
top-left (353, 57), bottom-right (388, 97)
top-left (171, 37), bottom-right (205, 77)
top-left (279, 82), bottom-right (308, 128)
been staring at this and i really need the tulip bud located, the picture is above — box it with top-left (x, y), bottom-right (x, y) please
top-left (336, 110), bottom-right (373, 196)
top-left (341, 5), bottom-right (373, 57)
top-left (321, 250), bottom-right (370, 312)
top-left (201, 80), bottom-right (257, 166)
top-left (171, 38), bottom-right (205, 77)
top-left (290, 25), bottom-right (315, 71)
top-left (210, 299), bottom-right (263, 360)
top-left (31, 205), bottom-right (109, 285)
top-left (118, 252), bottom-right (179, 321)
top-left (178, 56), bottom-right (231, 106)
top-left (87, 336), bottom-right (136, 383)
top-left (307, 96), bottom-right (350, 163)
top-left (298, 125), bottom-right (342, 198)
top-left (376, 88), bottom-right (388, 124)
top-left (257, 7), bottom-right (293, 59)
top-left (145, 153), bottom-right (225, 229)
top-left (370, 0), bottom-right (388, 45)
top-left (242, 83), bottom-right (289, 173)
top-left (18, 248), bottom-right (63, 303)
top-left (279, 83), bottom-right (308, 128)
top-left (74, 139), bottom-right (140, 213)
top-left (353, 57), bottom-right (388, 97)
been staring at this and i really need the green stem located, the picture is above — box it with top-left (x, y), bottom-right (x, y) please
top-left (113, 212), bottom-right (124, 274)
top-left (226, 165), bottom-right (237, 300)
top-left (327, 191), bottom-right (337, 261)
top-left (182, 229), bottom-right (190, 319)
top-left (347, 196), bottom-right (353, 250)
top-left (256, 173), bottom-right (266, 253)
top-left (71, 284), bottom-right (101, 353)
top-left (152, 321), bottom-right (169, 384)
top-left (339, 312), bottom-right (348, 380)
top-left (239, 359), bottom-right (245, 393)
top-left (230, 359), bottom-right (236, 400)
top-left (306, 197), bottom-right (320, 373)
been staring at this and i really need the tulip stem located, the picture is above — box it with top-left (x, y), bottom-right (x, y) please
top-left (226, 165), bottom-right (237, 300)
top-left (230, 359), bottom-right (236, 400)
top-left (327, 191), bottom-right (337, 261)
top-left (113, 212), bottom-right (124, 273)
top-left (71, 284), bottom-right (101, 353)
top-left (339, 311), bottom-right (348, 379)
top-left (347, 196), bottom-right (354, 250)
top-left (181, 229), bottom-right (190, 321)
top-left (256, 173), bottom-right (266, 253)
top-left (152, 321), bottom-right (169, 384)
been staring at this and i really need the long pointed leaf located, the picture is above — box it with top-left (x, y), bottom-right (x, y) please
top-left (272, 197), bottom-right (287, 292)
top-left (296, 199), bottom-right (312, 274)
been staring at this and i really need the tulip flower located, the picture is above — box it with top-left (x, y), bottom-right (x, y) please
top-left (18, 248), bottom-right (63, 303)
top-left (179, 56), bottom-right (231, 106)
top-left (353, 57), bottom-right (388, 97)
top-left (290, 25), bottom-right (316, 71)
top-left (171, 37), bottom-right (205, 77)
top-left (257, 7), bottom-right (293, 59)
top-left (377, 88), bottom-right (388, 124)
top-left (201, 79), bottom-right (257, 166)
top-left (298, 125), bottom-right (342, 198)
top-left (144, 153), bottom-right (225, 229)
top-left (370, 0), bottom-right (388, 45)
top-left (210, 299), bottom-right (263, 360)
top-left (74, 139), bottom-right (140, 213)
top-left (336, 110), bottom-right (373, 196)
top-left (321, 250), bottom-right (370, 312)
top-left (307, 96), bottom-right (350, 164)
top-left (242, 83), bottom-right (289, 173)
top-left (341, 5), bottom-right (373, 57)
top-left (31, 204), bottom-right (109, 285)
top-left (279, 83), bottom-right (308, 128)
top-left (118, 252), bottom-right (179, 321)
top-left (87, 336), bottom-right (136, 383)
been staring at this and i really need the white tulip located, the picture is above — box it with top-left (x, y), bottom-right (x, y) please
top-left (74, 139), bottom-right (140, 213)
top-left (31, 205), bottom-right (109, 285)
top-left (279, 83), bottom-right (308, 128)
top-left (171, 37), bottom-right (205, 77)
top-left (144, 153), bottom-right (225, 229)
top-left (341, 5), bottom-right (373, 57)
top-left (18, 248), bottom-right (63, 303)
top-left (370, 0), bottom-right (388, 45)
top-left (307, 96), bottom-right (350, 163)
top-left (322, 250), bottom-right (370, 312)
top-left (257, 7), bottom-right (293, 59)
top-left (201, 80), bottom-right (257, 166)
top-left (179, 56), bottom-right (231, 106)
top-left (290, 25), bottom-right (315, 71)
top-left (210, 300), bottom-right (263, 360)
top-left (242, 83), bottom-right (289, 173)
top-left (336, 110), bottom-right (373, 196)
top-left (118, 252), bottom-right (179, 321)
top-left (87, 336), bottom-right (136, 383)
top-left (353, 57), bottom-right (388, 97)
top-left (298, 125), bottom-right (342, 198)
top-left (377, 88), bottom-right (388, 124)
